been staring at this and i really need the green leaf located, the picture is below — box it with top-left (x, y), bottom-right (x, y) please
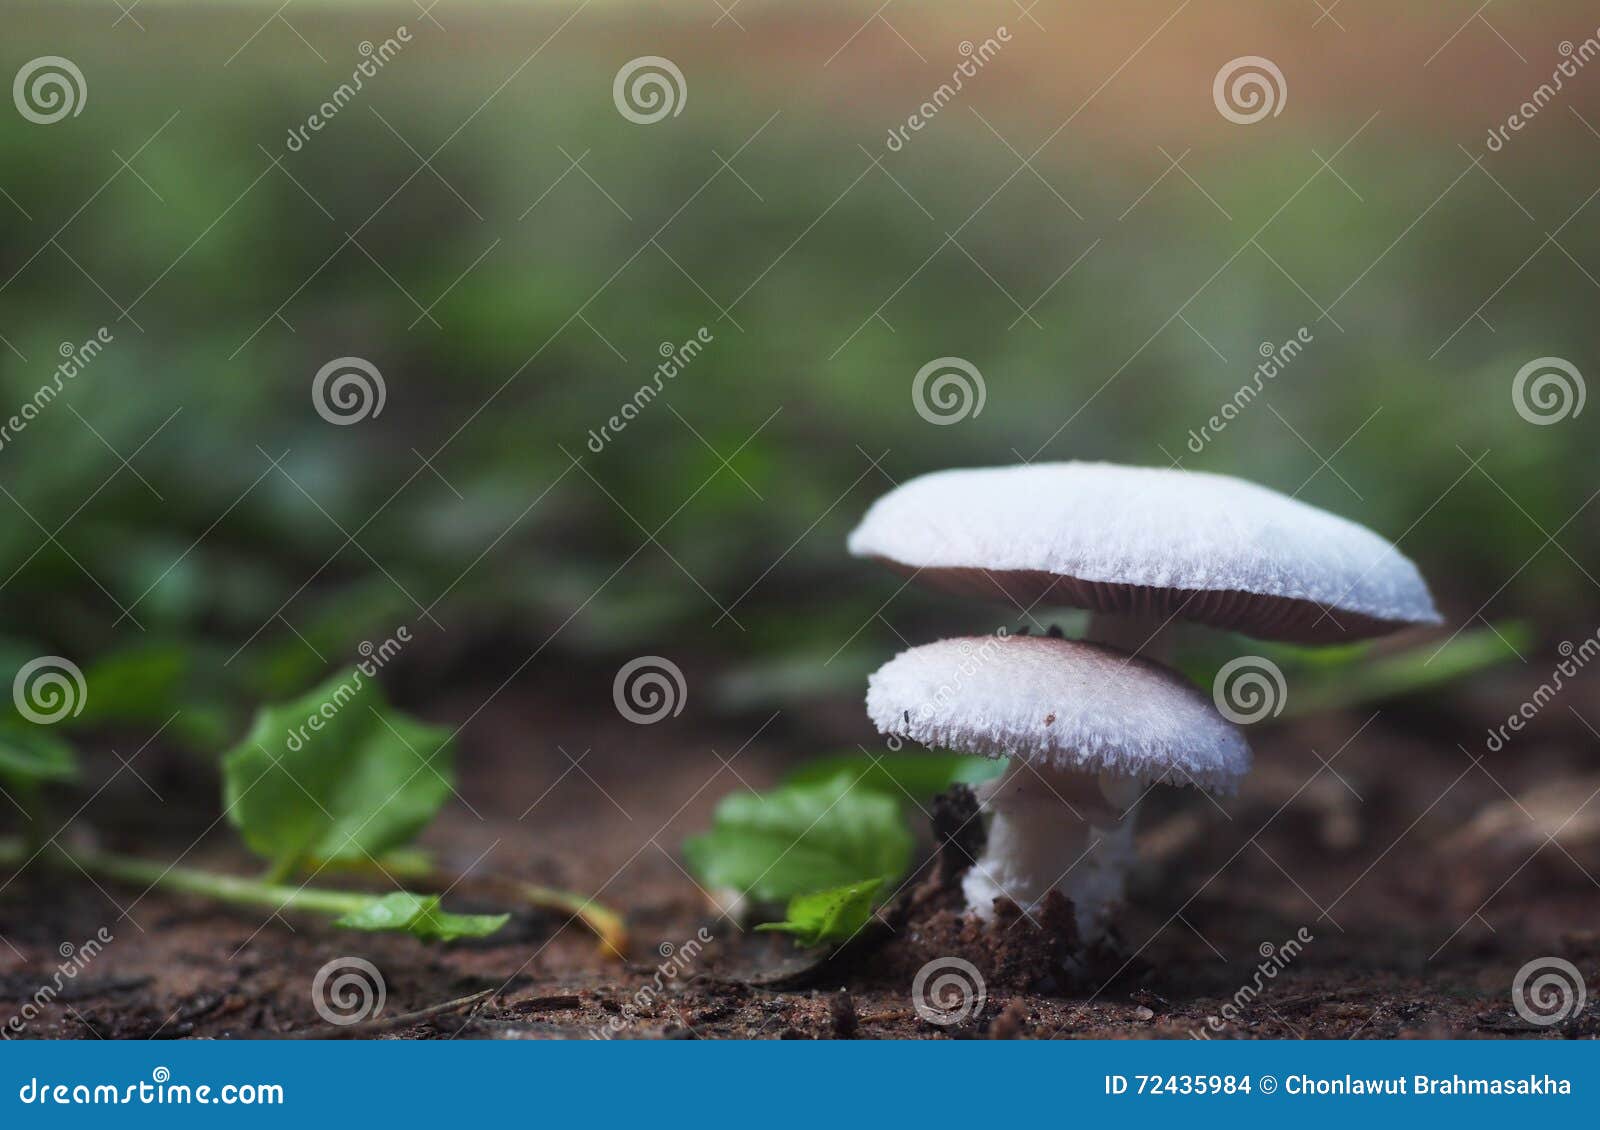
top-left (0, 724), bottom-right (80, 786)
top-left (1275, 623), bottom-right (1527, 719)
top-left (69, 641), bottom-right (233, 752)
top-left (221, 669), bottom-right (453, 875)
top-left (783, 752), bottom-right (1004, 802)
top-left (334, 892), bottom-right (508, 942)
top-left (755, 877), bottom-right (886, 946)
top-left (74, 642), bottom-right (190, 728)
top-left (682, 773), bottom-right (913, 902)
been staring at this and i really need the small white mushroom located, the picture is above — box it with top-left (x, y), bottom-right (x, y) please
top-left (866, 634), bottom-right (1248, 938)
top-left (848, 462), bottom-right (1440, 655)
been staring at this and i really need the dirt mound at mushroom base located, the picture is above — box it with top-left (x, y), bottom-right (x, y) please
top-left (862, 893), bottom-right (1088, 997)
top-left (858, 785), bottom-right (1127, 997)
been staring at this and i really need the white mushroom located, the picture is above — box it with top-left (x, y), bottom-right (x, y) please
top-left (847, 462), bottom-right (1441, 656)
top-left (849, 461), bottom-right (1439, 942)
top-left (866, 634), bottom-right (1248, 938)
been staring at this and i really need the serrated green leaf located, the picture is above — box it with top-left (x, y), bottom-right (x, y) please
top-left (221, 670), bottom-right (453, 874)
top-left (783, 752), bottom-right (1004, 802)
top-left (682, 773), bottom-right (912, 902)
top-left (755, 877), bottom-right (886, 946)
top-left (0, 724), bottom-right (80, 786)
top-left (334, 891), bottom-right (508, 942)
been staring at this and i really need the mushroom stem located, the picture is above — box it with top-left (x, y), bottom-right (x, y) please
top-left (962, 759), bottom-right (1140, 941)
top-left (1085, 611), bottom-right (1174, 664)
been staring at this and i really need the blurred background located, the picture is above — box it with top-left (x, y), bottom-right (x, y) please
top-left (2, 0), bottom-right (1596, 715)
top-left (1, 0), bottom-right (1598, 1034)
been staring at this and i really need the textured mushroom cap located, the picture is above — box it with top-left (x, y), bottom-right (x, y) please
top-left (866, 635), bottom-right (1249, 793)
top-left (847, 462), bottom-right (1440, 643)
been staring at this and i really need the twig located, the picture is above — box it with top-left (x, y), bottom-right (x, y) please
top-left (279, 989), bottom-right (494, 1040)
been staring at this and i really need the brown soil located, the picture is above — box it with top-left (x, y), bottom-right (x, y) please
top-left (2, 654), bottom-right (1598, 1040)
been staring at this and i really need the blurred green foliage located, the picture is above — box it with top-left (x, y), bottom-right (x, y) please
top-left (0, 6), bottom-right (1593, 738)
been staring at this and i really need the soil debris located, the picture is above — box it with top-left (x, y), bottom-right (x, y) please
top-left (828, 988), bottom-right (858, 1038)
top-left (988, 999), bottom-right (1032, 1039)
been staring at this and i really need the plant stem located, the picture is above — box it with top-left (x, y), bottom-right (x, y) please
top-left (0, 838), bottom-right (371, 919)
top-left (325, 854), bottom-right (629, 959)
top-left (0, 839), bottom-right (624, 955)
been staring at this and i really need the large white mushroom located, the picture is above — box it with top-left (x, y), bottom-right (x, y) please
top-left (867, 635), bottom-right (1248, 937)
top-left (847, 462), bottom-right (1441, 658)
top-left (849, 461), bottom-right (1441, 939)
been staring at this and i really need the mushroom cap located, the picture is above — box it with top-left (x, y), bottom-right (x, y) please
top-left (866, 635), bottom-right (1249, 793)
top-left (847, 462), bottom-right (1440, 643)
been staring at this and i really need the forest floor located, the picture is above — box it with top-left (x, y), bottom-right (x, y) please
top-left (3, 650), bottom-right (1598, 1040)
